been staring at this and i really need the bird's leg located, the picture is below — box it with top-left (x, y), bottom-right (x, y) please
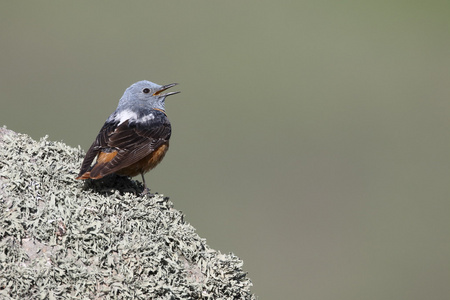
top-left (141, 172), bottom-right (146, 189)
top-left (140, 173), bottom-right (151, 195)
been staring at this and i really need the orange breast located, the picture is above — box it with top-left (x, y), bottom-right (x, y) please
top-left (115, 143), bottom-right (169, 177)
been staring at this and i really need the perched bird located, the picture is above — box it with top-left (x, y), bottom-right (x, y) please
top-left (76, 80), bottom-right (179, 190)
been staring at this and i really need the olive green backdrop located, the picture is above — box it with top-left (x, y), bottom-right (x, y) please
top-left (1, 1), bottom-right (449, 299)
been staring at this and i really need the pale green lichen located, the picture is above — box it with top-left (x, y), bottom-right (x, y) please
top-left (0, 127), bottom-right (255, 299)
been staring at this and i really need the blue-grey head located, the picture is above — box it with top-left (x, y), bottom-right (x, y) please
top-left (116, 80), bottom-right (179, 113)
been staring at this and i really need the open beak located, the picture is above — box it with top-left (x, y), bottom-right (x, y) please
top-left (153, 83), bottom-right (180, 97)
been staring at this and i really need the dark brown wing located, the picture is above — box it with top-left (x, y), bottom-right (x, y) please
top-left (76, 110), bottom-right (171, 179)
top-left (76, 120), bottom-right (117, 178)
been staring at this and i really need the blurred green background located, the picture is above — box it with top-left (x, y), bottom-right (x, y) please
top-left (1, 1), bottom-right (449, 299)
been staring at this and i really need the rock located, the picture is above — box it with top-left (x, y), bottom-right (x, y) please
top-left (0, 127), bottom-right (255, 299)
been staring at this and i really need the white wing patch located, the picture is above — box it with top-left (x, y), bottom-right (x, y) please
top-left (114, 109), bottom-right (138, 125)
top-left (140, 113), bottom-right (155, 123)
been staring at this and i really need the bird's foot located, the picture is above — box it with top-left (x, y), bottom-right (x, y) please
top-left (140, 187), bottom-right (154, 197)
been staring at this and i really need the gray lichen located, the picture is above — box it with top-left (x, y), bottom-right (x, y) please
top-left (0, 127), bottom-right (255, 299)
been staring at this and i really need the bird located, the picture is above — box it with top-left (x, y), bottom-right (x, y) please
top-left (76, 80), bottom-right (179, 191)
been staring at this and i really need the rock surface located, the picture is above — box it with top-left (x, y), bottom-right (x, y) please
top-left (0, 127), bottom-right (255, 299)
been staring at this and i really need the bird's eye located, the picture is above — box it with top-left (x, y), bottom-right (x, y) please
top-left (143, 88), bottom-right (150, 93)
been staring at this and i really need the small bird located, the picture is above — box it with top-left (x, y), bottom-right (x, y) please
top-left (76, 80), bottom-right (179, 190)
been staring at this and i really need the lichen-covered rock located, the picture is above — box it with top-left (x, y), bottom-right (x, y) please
top-left (0, 127), bottom-right (255, 299)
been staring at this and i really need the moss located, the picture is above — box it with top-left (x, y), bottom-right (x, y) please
top-left (0, 127), bottom-right (255, 299)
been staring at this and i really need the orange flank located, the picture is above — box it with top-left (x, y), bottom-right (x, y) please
top-left (75, 151), bottom-right (118, 180)
top-left (116, 144), bottom-right (169, 177)
top-left (75, 144), bottom-right (169, 180)
top-left (97, 150), bottom-right (119, 165)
